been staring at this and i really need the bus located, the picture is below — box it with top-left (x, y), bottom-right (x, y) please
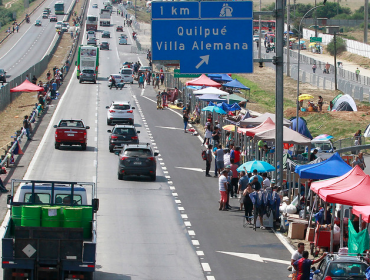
top-left (54, 1), bottom-right (64, 15)
top-left (86, 14), bottom-right (98, 31)
top-left (76, 45), bottom-right (99, 79)
top-left (253, 20), bottom-right (275, 33)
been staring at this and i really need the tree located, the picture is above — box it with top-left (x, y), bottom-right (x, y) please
top-left (316, 2), bottom-right (351, 18)
top-left (326, 36), bottom-right (346, 56)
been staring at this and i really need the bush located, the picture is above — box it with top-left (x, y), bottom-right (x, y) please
top-left (326, 36), bottom-right (346, 56)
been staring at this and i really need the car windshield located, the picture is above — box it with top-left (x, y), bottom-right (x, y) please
top-left (83, 70), bottom-right (94, 74)
top-left (124, 149), bottom-right (152, 157)
top-left (121, 69), bottom-right (132, 75)
top-left (312, 142), bottom-right (332, 151)
top-left (59, 120), bottom-right (84, 127)
top-left (0, 69), bottom-right (5, 74)
top-left (113, 128), bottom-right (136, 136)
top-left (327, 262), bottom-right (368, 277)
top-left (112, 104), bottom-right (130, 110)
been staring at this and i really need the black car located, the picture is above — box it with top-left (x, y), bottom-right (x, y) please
top-left (0, 69), bottom-right (6, 84)
top-left (108, 125), bottom-right (139, 152)
top-left (102, 31), bottom-right (110, 38)
top-left (312, 254), bottom-right (369, 279)
top-left (79, 69), bottom-right (96, 84)
top-left (100, 41), bottom-right (109, 50)
top-left (116, 143), bottom-right (158, 181)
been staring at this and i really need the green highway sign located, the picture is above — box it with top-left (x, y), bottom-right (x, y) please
top-left (310, 37), bottom-right (322, 43)
top-left (174, 69), bottom-right (201, 78)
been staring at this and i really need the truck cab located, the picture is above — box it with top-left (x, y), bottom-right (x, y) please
top-left (311, 135), bottom-right (335, 160)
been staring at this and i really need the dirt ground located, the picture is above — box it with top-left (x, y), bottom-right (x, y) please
top-left (0, 2), bottom-right (82, 151)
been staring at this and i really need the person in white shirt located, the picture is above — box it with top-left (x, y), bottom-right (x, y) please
top-left (290, 242), bottom-right (305, 278)
top-left (218, 170), bottom-right (229, 211)
top-left (262, 172), bottom-right (271, 191)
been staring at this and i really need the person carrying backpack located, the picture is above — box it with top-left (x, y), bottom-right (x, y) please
top-left (205, 145), bottom-right (213, 177)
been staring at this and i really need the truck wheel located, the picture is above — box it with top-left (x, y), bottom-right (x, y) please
top-left (94, 80), bottom-right (96, 84)
top-left (55, 142), bottom-right (60, 149)
top-left (84, 272), bottom-right (94, 280)
top-left (81, 144), bottom-right (87, 150)
top-left (3, 268), bottom-right (12, 280)
top-left (109, 146), bottom-right (113, 153)
top-left (150, 173), bottom-right (156, 181)
top-left (118, 173), bottom-right (124, 180)
top-left (107, 119), bottom-right (111, 125)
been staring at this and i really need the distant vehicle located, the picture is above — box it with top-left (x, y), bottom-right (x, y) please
top-left (86, 14), bottom-right (98, 31)
top-left (76, 45), bottom-right (99, 80)
top-left (87, 37), bottom-right (97, 46)
top-left (54, 1), bottom-right (64, 15)
top-left (120, 33), bottom-right (127, 39)
top-left (253, 19), bottom-right (275, 33)
top-left (44, 7), bottom-right (51, 14)
top-left (119, 37), bottom-right (127, 45)
top-left (107, 124), bottom-right (140, 152)
top-left (100, 41), bottom-right (109, 50)
top-left (53, 119), bottom-right (90, 150)
top-left (119, 68), bottom-right (134, 83)
top-left (35, 20), bottom-right (42, 26)
top-left (102, 30), bottom-right (110, 38)
top-left (0, 69), bottom-right (6, 84)
top-left (100, 9), bottom-right (111, 26)
top-left (79, 69), bottom-right (97, 84)
top-left (49, 15), bottom-right (57, 22)
top-left (61, 22), bottom-right (69, 32)
top-left (138, 66), bottom-right (151, 77)
top-left (92, 3), bottom-right (98, 8)
top-left (115, 143), bottom-right (158, 181)
top-left (311, 135), bottom-right (335, 160)
top-left (116, 25), bottom-right (123, 32)
top-left (106, 101), bottom-right (135, 125)
top-left (55, 21), bottom-right (63, 29)
top-left (42, 11), bottom-right (49, 18)
top-left (108, 74), bottom-right (125, 88)
top-left (87, 30), bottom-right (96, 39)
top-left (253, 35), bottom-right (260, 42)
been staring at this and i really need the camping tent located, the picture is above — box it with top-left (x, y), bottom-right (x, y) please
top-left (254, 126), bottom-right (312, 146)
top-left (330, 94), bottom-right (357, 111)
top-left (10, 80), bottom-right (44, 92)
top-left (207, 74), bottom-right (233, 82)
top-left (240, 112), bottom-right (292, 127)
top-left (290, 117), bottom-right (313, 139)
top-left (186, 74), bottom-right (222, 88)
top-left (238, 117), bottom-right (275, 136)
top-left (223, 79), bottom-right (250, 90)
top-left (295, 153), bottom-right (352, 180)
top-left (353, 206), bottom-right (370, 223)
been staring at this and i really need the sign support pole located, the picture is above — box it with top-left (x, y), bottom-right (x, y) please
top-left (275, 0), bottom-right (284, 187)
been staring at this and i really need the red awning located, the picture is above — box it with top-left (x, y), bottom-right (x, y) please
top-left (353, 206), bottom-right (370, 223)
top-left (10, 80), bottom-right (44, 92)
top-left (238, 117), bottom-right (275, 136)
top-left (186, 74), bottom-right (222, 88)
top-left (311, 166), bottom-right (370, 206)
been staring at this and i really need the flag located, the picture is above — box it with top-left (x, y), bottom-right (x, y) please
top-left (13, 141), bottom-right (23, 155)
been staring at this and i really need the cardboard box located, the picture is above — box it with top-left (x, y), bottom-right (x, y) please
top-left (305, 227), bottom-right (315, 242)
top-left (288, 222), bottom-right (307, 240)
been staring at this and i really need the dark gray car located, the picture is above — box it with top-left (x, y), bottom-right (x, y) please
top-left (0, 69), bottom-right (6, 84)
top-left (116, 144), bottom-right (158, 181)
top-left (108, 125), bottom-right (139, 152)
top-left (79, 69), bottom-right (96, 83)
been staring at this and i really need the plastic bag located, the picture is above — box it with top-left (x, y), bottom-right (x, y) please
top-left (286, 204), bottom-right (297, 214)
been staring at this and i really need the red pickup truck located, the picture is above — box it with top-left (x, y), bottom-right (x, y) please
top-left (54, 119), bottom-right (90, 150)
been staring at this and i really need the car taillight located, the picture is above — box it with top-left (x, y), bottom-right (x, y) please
top-left (148, 157), bottom-right (155, 161)
top-left (84, 131), bottom-right (87, 138)
top-left (67, 274), bottom-right (84, 279)
top-left (120, 156), bottom-right (128, 161)
top-left (109, 110), bottom-right (115, 113)
top-left (131, 136), bottom-right (138, 140)
top-left (127, 110), bottom-right (133, 113)
top-left (324, 277), bottom-right (332, 280)
top-left (111, 135), bottom-right (118, 139)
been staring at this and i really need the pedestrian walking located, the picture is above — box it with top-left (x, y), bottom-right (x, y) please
top-left (229, 159), bottom-right (239, 198)
top-left (205, 144), bottom-right (213, 177)
top-left (325, 62), bottom-right (330, 74)
top-left (160, 73), bottom-right (164, 85)
top-left (262, 172), bottom-right (271, 191)
top-left (293, 251), bottom-right (327, 280)
top-left (256, 40), bottom-right (259, 49)
top-left (354, 129), bottom-right (362, 145)
top-left (238, 171), bottom-right (249, 210)
top-left (183, 109), bottom-right (189, 133)
top-left (70, 31), bottom-right (73, 38)
top-left (139, 74), bottom-right (144, 88)
top-left (214, 144), bottom-right (225, 176)
top-left (290, 242), bottom-right (305, 279)
top-left (155, 74), bottom-right (160, 89)
top-left (312, 63), bottom-right (317, 73)
top-left (212, 127), bottom-right (221, 147)
top-left (202, 122), bottom-right (212, 145)
top-left (219, 170), bottom-right (229, 211)
top-left (356, 67), bottom-right (360, 82)
top-left (51, 80), bottom-right (57, 98)
top-left (23, 115), bottom-right (32, 140)
top-left (16, 25), bottom-right (19, 32)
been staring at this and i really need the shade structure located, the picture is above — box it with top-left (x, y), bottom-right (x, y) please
top-left (201, 106), bottom-right (226, 114)
top-left (238, 117), bottom-right (275, 136)
top-left (10, 80), bottom-right (44, 92)
top-left (353, 206), bottom-right (370, 223)
top-left (222, 125), bottom-right (237, 132)
top-left (197, 94), bottom-right (224, 102)
top-left (298, 94), bottom-right (314, 101)
top-left (194, 87), bottom-right (229, 95)
top-left (207, 74), bottom-right (233, 82)
top-left (312, 134), bottom-right (334, 142)
top-left (290, 117), bottom-right (313, 139)
top-left (220, 93), bottom-right (247, 105)
top-left (223, 79), bottom-right (250, 90)
top-left (237, 160), bottom-right (275, 173)
top-left (295, 153), bottom-right (352, 180)
top-left (239, 112), bottom-right (292, 127)
top-left (254, 126), bottom-right (312, 146)
top-left (186, 74), bottom-right (222, 88)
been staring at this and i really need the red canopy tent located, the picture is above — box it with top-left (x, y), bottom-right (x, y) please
top-left (238, 117), bottom-right (275, 136)
top-left (311, 166), bottom-right (370, 206)
top-left (185, 74), bottom-right (222, 88)
top-left (10, 80), bottom-right (44, 92)
top-left (353, 206), bottom-right (370, 223)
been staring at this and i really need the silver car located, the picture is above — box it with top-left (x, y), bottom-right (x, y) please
top-left (79, 69), bottom-right (96, 84)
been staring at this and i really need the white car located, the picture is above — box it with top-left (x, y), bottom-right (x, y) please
top-left (87, 30), bottom-right (96, 39)
top-left (119, 68), bottom-right (134, 84)
top-left (253, 35), bottom-right (260, 42)
top-left (106, 101), bottom-right (135, 125)
top-left (55, 21), bottom-right (63, 29)
top-left (107, 74), bottom-right (124, 87)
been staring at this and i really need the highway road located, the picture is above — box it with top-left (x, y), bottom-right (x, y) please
top-left (0, 0), bottom-right (75, 80)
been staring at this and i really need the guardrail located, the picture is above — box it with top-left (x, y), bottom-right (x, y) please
top-left (336, 144), bottom-right (370, 155)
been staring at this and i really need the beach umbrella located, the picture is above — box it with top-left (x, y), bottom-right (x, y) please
top-left (312, 134), bottom-right (334, 141)
top-left (201, 106), bottom-right (227, 114)
top-left (237, 160), bottom-right (275, 173)
top-left (298, 94), bottom-right (314, 101)
top-left (222, 125), bottom-right (237, 132)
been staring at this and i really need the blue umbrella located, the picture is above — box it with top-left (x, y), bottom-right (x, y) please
top-left (201, 106), bottom-right (227, 114)
top-left (237, 160), bottom-right (275, 173)
top-left (284, 31), bottom-right (293, 34)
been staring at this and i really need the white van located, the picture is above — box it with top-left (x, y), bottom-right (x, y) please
top-left (55, 21), bottom-right (63, 29)
top-left (120, 68), bottom-right (134, 83)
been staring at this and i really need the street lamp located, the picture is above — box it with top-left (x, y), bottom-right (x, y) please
top-left (295, 5), bottom-right (324, 131)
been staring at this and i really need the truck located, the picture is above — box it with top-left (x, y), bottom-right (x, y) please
top-left (53, 119), bottom-right (90, 150)
top-left (2, 179), bottom-right (99, 280)
top-left (76, 45), bottom-right (99, 80)
top-left (311, 134), bottom-right (335, 160)
top-left (54, 1), bottom-right (64, 15)
top-left (99, 9), bottom-right (111, 26)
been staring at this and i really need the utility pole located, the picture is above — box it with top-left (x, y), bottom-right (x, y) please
top-left (365, 0), bottom-right (369, 43)
top-left (334, 32), bottom-right (338, 90)
top-left (314, 0), bottom-right (318, 37)
top-left (286, 0), bottom-right (290, 76)
top-left (135, 0), bottom-right (137, 19)
top-left (258, 0), bottom-right (262, 60)
top-left (275, 0), bottom-right (284, 187)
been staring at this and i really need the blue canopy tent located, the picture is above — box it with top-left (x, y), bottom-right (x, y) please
top-left (223, 79), bottom-right (251, 99)
top-left (290, 117), bottom-right (313, 139)
top-left (208, 74), bottom-right (233, 82)
top-left (295, 153), bottom-right (352, 180)
top-left (197, 94), bottom-right (224, 102)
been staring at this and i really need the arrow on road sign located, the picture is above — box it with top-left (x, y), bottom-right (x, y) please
top-left (196, 55), bottom-right (210, 69)
top-left (176, 167), bottom-right (205, 172)
top-left (217, 251), bottom-right (290, 265)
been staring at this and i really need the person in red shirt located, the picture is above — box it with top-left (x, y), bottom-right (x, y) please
top-left (229, 159), bottom-right (239, 198)
top-left (231, 146), bottom-right (241, 166)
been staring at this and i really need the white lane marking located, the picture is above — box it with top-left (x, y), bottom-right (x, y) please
top-left (175, 200), bottom-right (181, 204)
top-left (176, 167), bottom-right (205, 172)
top-left (162, 167), bottom-right (167, 170)
top-left (172, 193), bottom-right (178, 197)
top-left (93, 176), bottom-right (96, 185)
top-left (201, 263), bottom-right (211, 272)
top-left (273, 229), bottom-right (295, 254)
top-left (188, 230), bottom-right (195, 236)
top-left (94, 160), bottom-right (97, 167)
top-left (169, 186), bottom-right (175, 190)
top-left (192, 240), bottom-right (200, 246)
top-left (94, 137), bottom-right (97, 142)
top-left (184, 221), bottom-right (191, 226)
top-left (196, 251), bottom-right (204, 256)
top-left (141, 88), bottom-right (145, 96)
top-left (206, 276), bottom-right (216, 280)
top-left (217, 251), bottom-right (291, 265)
top-left (168, 181), bottom-right (173, 184)
top-left (160, 162), bottom-right (165, 165)
top-left (178, 207), bottom-right (184, 211)
top-left (155, 125), bottom-right (183, 131)
top-left (181, 214), bottom-right (188, 219)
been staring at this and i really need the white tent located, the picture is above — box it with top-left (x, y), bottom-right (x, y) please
top-left (332, 94), bottom-right (357, 111)
top-left (193, 87), bottom-right (230, 95)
